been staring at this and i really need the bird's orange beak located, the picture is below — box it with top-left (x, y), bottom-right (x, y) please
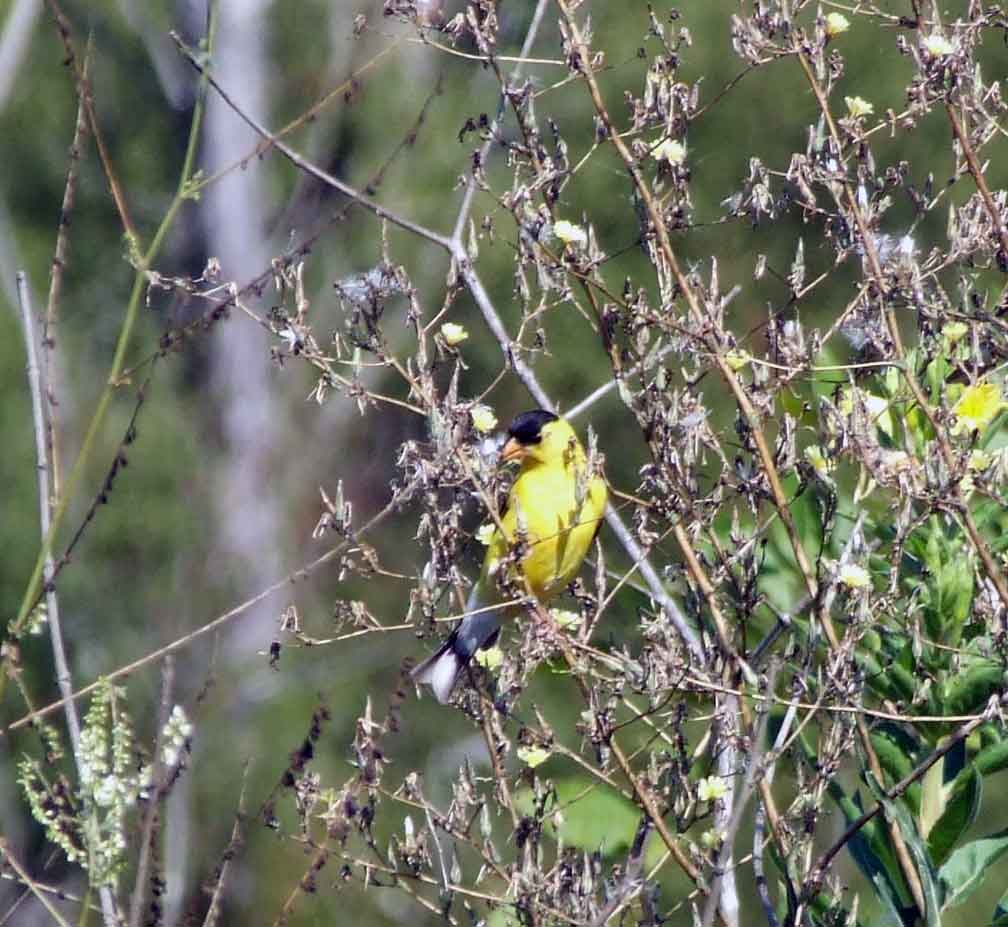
top-left (500, 437), bottom-right (526, 464)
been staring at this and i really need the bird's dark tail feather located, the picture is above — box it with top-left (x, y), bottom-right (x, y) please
top-left (411, 587), bottom-right (502, 703)
top-left (411, 630), bottom-right (466, 704)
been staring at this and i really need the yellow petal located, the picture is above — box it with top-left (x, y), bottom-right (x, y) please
top-left (440, 322), bottom-right (469, 346)
top-left (517, 745), bottom-right (552, 768)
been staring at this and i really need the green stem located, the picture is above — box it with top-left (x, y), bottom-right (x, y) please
top-left (14, 2), bottom-right (219, 630)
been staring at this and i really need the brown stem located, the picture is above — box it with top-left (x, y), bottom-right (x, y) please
top-left (546, 612), bottom-right (705, 895)
top-left (944, 101), bottom-right (1008, 261)
top-left (45, 1), bottom-right (137, 244)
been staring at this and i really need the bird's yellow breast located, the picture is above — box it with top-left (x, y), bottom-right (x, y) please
top-left (485, 459), bottom-right (607, 602)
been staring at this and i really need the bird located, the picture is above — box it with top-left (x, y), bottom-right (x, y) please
top-left (412, 409), bottom-right (608, 703)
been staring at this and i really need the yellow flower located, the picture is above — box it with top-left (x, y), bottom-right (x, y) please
top-left (475, 645), bottom-right (503, 670)
top-left (440, 322), bottom-right (469, 346)
top-left (698, 776), bottom-right (728, 802)
top-left (944, 321), bottom-right (969, 344)
top-left (954, 382), bottom-right (1007, 435)
top-left (725, 349), bottom-right (750, 371)
top-left (845, 96), bottom-right (874, 118)
top-left (838, 563), bottom-right (872, 589)
top-left (923, 34), bottom-right (956, 57)
top-left (551, 608), bottom-right (582, 630)
top-left (804, 444), bottom-right (835, 478)
top-left (825, 12), bottom-right (850, 36)
top-left (475, 523), bottom-right (497, 546)
top-left (471, 405), bottom-right (498, 433)
top-left (653, 138), bottom-right (687, 164)
top-left (700, 829), bottom-right (726, 849)
top-left (517, 745), bottom-right (551, 768)
top-left (553, 220), bottom-right (588, 247)
top-left (969, 450), bottom-right (992, 472)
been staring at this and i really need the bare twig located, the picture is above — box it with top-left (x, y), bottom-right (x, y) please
top-left (172, 32), bottom-right (452, 251)
top-left (17, 273), bottom-right (78, 744)
top-left (945, 101), bottom-right (1008, 261)
top-left (2, 489), bottom-right (406, 737)
top-left (588, 817), bottom-right (652, 927)
top-left (45, 0), bottom-right (136, 242)
top-left (0, 839), bottom-right (73, 927)
top-left (450, 0), bottom-right (551, 244)
top-left (201, 762), bottom-right (249, 927)
top-left (42, 39), bottom-right (90, 506)
top-left (18, 268), bottom-right (119, 927)
top-left (127, 657), bottom-right (174, 927)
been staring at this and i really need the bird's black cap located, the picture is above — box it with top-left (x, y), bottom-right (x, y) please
top-left (507, 409), bottom-right (558, 445)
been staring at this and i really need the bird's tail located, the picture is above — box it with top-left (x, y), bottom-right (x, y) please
top-left (411, 584), bottom-right (501, 704)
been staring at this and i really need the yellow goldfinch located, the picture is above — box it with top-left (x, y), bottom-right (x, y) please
top-left (413, 409), bottom-right (608, 703)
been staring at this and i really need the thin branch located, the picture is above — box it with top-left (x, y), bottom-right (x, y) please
top-left (201, 762), bottom-right (249, 927)
top-left (127, 657), bottom-right (174, 927)
top-left (45, 0), bottom-right (136, 242)
top-left (587, 817), bottom-right (652, 927)
top-left (171, 32), bottom-right (452, 251)
top-left (42, 38), bottom-right (90, 507)
top-left (945, 100), bottom-right (1008, 261)
top-left (190, 42), bottom-right (402, 198)
top-left (2, 490), bottom-right (405, 738)
top-left (18, 271), bottom-right (78, 744)
top-left (450, 0), bottom-right (551, 244)
top-left (700, 666), bottom-right (780, 927)
top-left (18, 268), bottom-right (119, 927)
top-left (0, 839), bottom-right (73, 927)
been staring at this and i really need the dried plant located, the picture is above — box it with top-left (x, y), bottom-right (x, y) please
top-left (7, 2), bottom-right (1008, 926)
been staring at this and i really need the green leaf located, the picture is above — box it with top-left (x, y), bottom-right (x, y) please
top-left (515, 779), bottom-right (658, 864)
top-left (919, 754), bottom-right (946, 842)
top-left (943, 661), bottom-right (1003, 718)
top-left (858, 644), bottom-right (915, 705)
top-left (939, 827), bottom-right (1008, 910)
top-left (973, 738), bottom-right (1008, 778)
top-left (993, 886), bottom-right (1008, 925)
top-left (927, 765), bottom-right (981, 867)
top-left (791, 484), bottom-right (826, 552)
top-left (889, 644), bottom-right (919, 704)
top-left (872, 726), bottom-right (920, 815)
top-left (874, 788), bottom-right (942, 925)
top-left (806, 890), bottom-right (868, 927)
top-left (920, 519), bottom-right (974, 646)
top-left (830, 782), bottom-right (912, 918)
top-left (926, 354), bottom-right (950, 410)
top-left (858, 650), bottom-right (902, 702)
top-left (766, 839), bottom-right (800, 924)
top-left (902, 518), bottom-right (976, 649)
